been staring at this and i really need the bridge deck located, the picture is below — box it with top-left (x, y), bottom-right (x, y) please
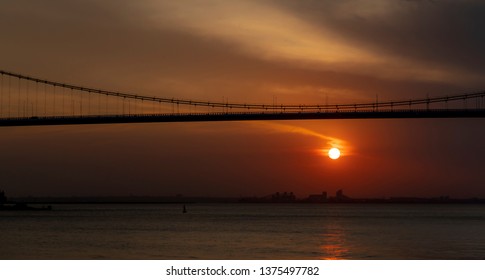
top-left (1, 110), bottom-right (485, 127)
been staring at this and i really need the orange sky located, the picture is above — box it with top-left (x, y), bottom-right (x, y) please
top-left (0, 0), bottom-right (485, 198)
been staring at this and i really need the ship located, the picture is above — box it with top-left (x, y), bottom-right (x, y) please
top-left (0, 190), bottom-right (52, 211)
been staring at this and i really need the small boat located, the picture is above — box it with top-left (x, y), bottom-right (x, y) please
top-left (0, 203), bottom-right (52, 211)
top-left (0, 190), bottom-right (52, 211)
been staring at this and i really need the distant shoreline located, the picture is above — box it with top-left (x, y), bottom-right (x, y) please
top-left (8, 196), bottom-right (485, 205)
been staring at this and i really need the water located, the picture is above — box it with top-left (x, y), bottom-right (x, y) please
top-left (1, 203), bottom-right (484, 259)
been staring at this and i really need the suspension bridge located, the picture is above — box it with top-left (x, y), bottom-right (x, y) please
top-left (1, 69), bottom-right (485, 127)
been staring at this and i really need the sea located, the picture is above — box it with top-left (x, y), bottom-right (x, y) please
top-left (1, 203), bottom-right (484, 260)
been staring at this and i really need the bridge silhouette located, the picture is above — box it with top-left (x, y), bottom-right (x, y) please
top-left (1, 69), bottom-right (485, 126)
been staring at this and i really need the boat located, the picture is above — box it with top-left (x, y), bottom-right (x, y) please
top-left (0, 203), bottom-right (52, 211)
top-left (0, 190), bottom-right (52, 211)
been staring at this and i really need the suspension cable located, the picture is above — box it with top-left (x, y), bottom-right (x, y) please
top-left (1, 69), bottom-right (485, 111)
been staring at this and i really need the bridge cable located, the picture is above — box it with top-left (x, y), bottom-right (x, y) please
top-left (0, 73), bottom-right (3, 118)
top-left (1, 69), bottom-right (485, 112)
top-left (17, 77), bottom-right (21, 117)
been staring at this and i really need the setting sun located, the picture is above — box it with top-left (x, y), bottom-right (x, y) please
top-left (328, 147), bottom-right (341, 160)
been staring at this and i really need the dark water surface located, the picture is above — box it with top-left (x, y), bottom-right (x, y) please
top-left (1, 203), bottom-right (484, 259)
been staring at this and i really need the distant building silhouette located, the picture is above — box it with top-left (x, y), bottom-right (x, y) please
top-left (271, 192), bottom-right (296, 203)
top-left (307, 192), bottom-right (328, 203)
top-left (335, 189), bottom-right (350, 202)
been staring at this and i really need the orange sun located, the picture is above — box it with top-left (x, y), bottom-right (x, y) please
top-left (328, 148), bottom-right (341, 160)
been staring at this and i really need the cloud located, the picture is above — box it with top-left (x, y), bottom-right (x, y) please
top-left (275, 0), bottom-right (485, 85)
top-left (1, 0), bottom-right (484, 106)
top-left (253, 121), bottom-right (352, 156)
top-left (140, 0), bottom-right (485, 85)
top-left (140, 1), bottom-right (378, 64)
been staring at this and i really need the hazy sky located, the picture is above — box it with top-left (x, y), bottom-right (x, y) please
top-left (0, 0), bottom-right (484, 198)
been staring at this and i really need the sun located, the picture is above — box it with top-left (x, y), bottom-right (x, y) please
top-left (328, 147), bottom-right (341, 160)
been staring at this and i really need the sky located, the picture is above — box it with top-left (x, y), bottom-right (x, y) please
top-left (0, 0), bottom-right (484, 198)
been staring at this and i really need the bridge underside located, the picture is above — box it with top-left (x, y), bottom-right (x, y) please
top-left (1, 110), bottom-right (485, 127)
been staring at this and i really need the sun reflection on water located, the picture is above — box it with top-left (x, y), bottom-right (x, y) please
top-left (319, 224), bottom-right (349, 260)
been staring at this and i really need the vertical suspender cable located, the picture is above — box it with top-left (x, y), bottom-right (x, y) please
top-left (18, 77), bottom-right (21, 117)
top-left (53, 85), bottom-right (56, 116)
top-left (8, 75), bottom-right (11, 118)
top-left (71, 88), bottom-right (74, 115)
top-left (0, 74), bottom-right (3, 118)
top-left (26, 80), bottom-right (29, 117)
top-left (62, 86), bottom-right (65, 116)
top-left (35, 82), bottom-right (38, 116)
top-left (88, 91), bottom-right (91, 115)
top-left (44, 83), bottom-right (47, 116)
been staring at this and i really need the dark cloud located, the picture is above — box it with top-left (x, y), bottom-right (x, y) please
top-left (276, 0), bottom-right (485, 85)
